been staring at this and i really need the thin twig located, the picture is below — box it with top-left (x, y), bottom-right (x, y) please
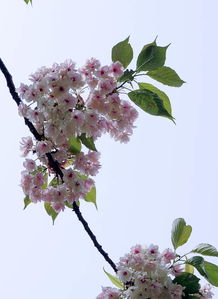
top-left (0, 57), bottom-right (117, 273)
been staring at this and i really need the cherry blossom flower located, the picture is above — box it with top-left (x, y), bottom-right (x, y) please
top-left (20, 136), bottom-right (33, 157)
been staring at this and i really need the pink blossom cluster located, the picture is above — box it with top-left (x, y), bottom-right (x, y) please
top-left (18, 58), bottom-right (138, 142)
top-left (18, 58), bottom-right (138, 212)
top-left (199, 284), bottom-right (214, 299)
top-left (97, 244), bottom-right (214, 299)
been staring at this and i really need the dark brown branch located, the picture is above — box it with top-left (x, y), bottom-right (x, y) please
top-left (0, 58), bottom-right (21, 106)
top-left (0, 57), bottom-right (117, 273)
top-left (73, 201), bottom-right (117, 273)
top-left (0, 58), bottom-right (43, 140)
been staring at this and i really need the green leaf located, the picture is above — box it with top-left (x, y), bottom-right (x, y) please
top-left (128, 89), bottom-right (173, 120)
top-left (173, 273), bottom-right (200, 296)
top-left (186, 256), bottom-right (208, 278)
top-left (112, 37), bottom-right (133, 68)
top-left (24, 0), bottom-right (32, 4)
top-left (171, 218), bottom-right (192, 250)
top-left (30, 166), bottom-right (46, 175)
top-left (42, 172), bottom-right (48, 190)
top-left (186, 256), bottom-right (205, 268)
top-left (147, 66), bottom-right (185, 87)
top-left (84, 186), bottom-right (97, 209)
top-left (136, 41), bottom-right (168, 72)
top-left (192, 243), bottom-right (218, 257)
top-left (49, 176), bottom-right (61, 187)
top-left (136, 41), bottom-right (155, 72)
top-left (118, 69), bottom-right (135, 82)
top-left (77, 173), bottom-right (88, 180)
top-left (23, 195), bottom-right (32, 210)
top-left (204, 261), bottom-right (218, 286)
top-left (138, 82), bottom-right (172, 115)
top-left (68, 137), bottom-right (82, 154)
top-left (65, 201), bottom-right (73, 209)
top-left (79, 133), bottom-right (97, 151)
top-left (186, 257), bottom-right (218, 286)
top-left (185, 264), bottom-right (194, 274)
top-left (104, 269), bottom-right (124, 289)
top-left (44, 202), bottom-right (58, 224)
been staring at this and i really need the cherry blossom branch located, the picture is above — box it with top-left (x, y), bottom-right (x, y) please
top-left (0, 58), bottom-right (64, 180)
top-left (0, 57), bottom-right (117, 273)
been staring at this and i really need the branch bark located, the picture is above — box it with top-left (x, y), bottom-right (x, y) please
top-left (0, 57), bottom-right (117, 273)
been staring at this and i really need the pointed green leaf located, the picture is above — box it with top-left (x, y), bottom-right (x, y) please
top-left (79, 133), bottom-right (97, 151)
top-left (104, 269), bottom-right (124, 289)
top-left (171, 218), bottom-right (192, 249)
top-left (204, 262), bottom-right (218, 286)
top-left (23, 195), bottom-right (32, 210)
top-left (186, 256), bottom-right (205, 268)
top-left (68, 137), bottom-right (82, 154)
top-left (24, 0), bottom-right (32, 4)
top-left (118, 69), bottom-right (135, 82)
top-left (147, 66), bottom-right (185, 87)
top-left (136, 41), bottom-right (155, 72)
top-left (138, 82), bottom-right (172, 115)
top-left (186, 257), bottom-right (218, 286)
top-left (112, 37), bottom-right (133, 68)
top-left (192, 243), bottom-right (218, 257)
top-left (84, 186), bottom-right (97, 209)
top-left (173, 273), bottom-right (200, 296)
top-left (186, 256), bottom-right (208, 278)
top-left (128, 89), bottom-right (173, 120)
top-left (44, 202), bottom-right (58, 224)
top-left (136, 42), bottom-right (168, 72)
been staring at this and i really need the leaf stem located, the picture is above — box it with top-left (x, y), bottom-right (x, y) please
top-left (116, 79), bottom-right (130, 91)
top-left (174, 252), bottom-right (191, 264)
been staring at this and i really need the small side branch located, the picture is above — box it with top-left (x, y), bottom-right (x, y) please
top-left (0, 57), bottom-right (117, 273)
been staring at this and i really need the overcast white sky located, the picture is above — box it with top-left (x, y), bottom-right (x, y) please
top-left (0, 0), bottom-right (218, 298)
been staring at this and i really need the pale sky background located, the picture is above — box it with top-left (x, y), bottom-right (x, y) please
top-left (0, 0), bottom-right (218, 298)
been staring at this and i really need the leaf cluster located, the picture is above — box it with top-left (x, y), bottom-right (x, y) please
top-left (112, 37), bottom-right (185, 122)
top-left (171, 218), bottom-right (218, 296)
